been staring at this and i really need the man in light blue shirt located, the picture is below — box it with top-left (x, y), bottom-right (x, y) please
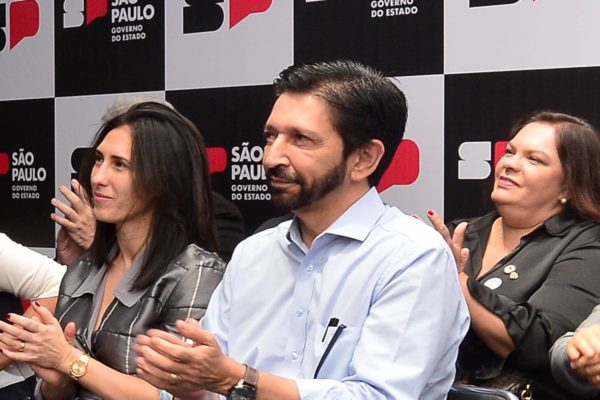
top-left (135, 60), bottom-right (470, 400)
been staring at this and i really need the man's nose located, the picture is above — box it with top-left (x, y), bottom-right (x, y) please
top-left (263, 136), bottom-right (290, 169)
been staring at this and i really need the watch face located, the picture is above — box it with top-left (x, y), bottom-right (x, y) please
top-left (72, 363), bottom-right (85, 375)
top-left (70, 361), bottom-right (87, 378)
top-left (228, 386), bottom-right (256, 400)
top-left (69, 354), bottom-right (90, 380)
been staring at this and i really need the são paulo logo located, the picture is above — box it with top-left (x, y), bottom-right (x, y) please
top-left (1, 148), bottom-right (47, 200)
top-left (0, 0), bottom-right (39, 51)
top-left (63, 0), bottom-right (154, 29)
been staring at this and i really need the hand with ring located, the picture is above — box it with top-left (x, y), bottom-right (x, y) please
top-left (135, 319), bottom-right (242, 398)
top-left (0, 302), bottom-right (77, 371)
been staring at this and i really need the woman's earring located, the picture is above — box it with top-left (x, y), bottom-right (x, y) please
top-left (560, 197), bottom-right (567, 205)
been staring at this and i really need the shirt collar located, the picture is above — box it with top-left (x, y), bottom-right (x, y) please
top-left (466, 209), bottom-right (583, 238)
top-left (71, 245), bottom-right (147, 308)
top-left (543, 210), bottom-right (583, 236)
top-left (114, 250), bottom-right (148, 307)
top-left (286, 187), bottom-right (385, 248)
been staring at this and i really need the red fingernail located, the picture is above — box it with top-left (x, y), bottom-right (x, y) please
top-left (33, 301), bottom-right (40, 307)
top-left (6, 314), bottom-right (11, 319)
top-left (427, 210), bottom-right (434, 216)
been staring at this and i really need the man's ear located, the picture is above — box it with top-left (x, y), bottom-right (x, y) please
top-left (349, 139), bottom-right (385, 182)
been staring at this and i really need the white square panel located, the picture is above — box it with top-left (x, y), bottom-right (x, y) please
top-left (0, 0), bottom-right (53, 100)
top-left (165, 0), bottom-right (293, 90)
top-left (445, 0), bottom-right (600, 74)
top-left (379, 74), bottom-right (445, 219)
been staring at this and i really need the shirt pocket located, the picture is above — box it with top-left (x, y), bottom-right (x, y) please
top-left (312, 323), bottom-right (360, 379)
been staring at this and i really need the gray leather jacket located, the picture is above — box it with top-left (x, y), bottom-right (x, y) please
top-left (56, 244), bottom-right (225, 375)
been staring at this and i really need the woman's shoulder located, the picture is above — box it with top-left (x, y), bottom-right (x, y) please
top-left (156, 244), bottom-right (226, 307)
top-left (63, 254), bottom-right (97, 278)
top-left (547, 211), bottom-right (600, 240)
top-left (58, 255), bottom-right (101, 298)
top-left (169, 244), bottom-right (226, 274)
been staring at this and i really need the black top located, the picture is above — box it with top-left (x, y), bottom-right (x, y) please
top-left (450, 210), bottom-right (600, 398)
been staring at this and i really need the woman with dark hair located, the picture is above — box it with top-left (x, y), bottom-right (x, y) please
top-left (429, 111), bottom-right (600, 399)
top-left (0, 102), bottom-right (225, 399)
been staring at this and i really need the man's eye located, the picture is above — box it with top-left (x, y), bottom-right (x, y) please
top-left (264, 132), bottom-right (276, 143)
top-left (295, 134), bottom-right (312, 144)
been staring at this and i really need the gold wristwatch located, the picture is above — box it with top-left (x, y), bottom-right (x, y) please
top-left (69, 353), bottom-right (91, 381)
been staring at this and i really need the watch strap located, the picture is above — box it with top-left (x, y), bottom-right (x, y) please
top-left (243, 364), bottom-right (258, 388)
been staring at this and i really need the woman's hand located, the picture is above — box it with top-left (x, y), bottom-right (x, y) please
top-left (51, 179), bottom-right (95, 264)
top-left (426, 209), bottom-right (469, 273)
top-left (33, 315), bottom-right (78, 388)
top-left (0, 301), bottom-right (78, 372)
top-left (567, 325), bottom-right (600, 387)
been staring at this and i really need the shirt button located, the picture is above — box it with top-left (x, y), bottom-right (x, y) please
top-left (296, 308), bottom-right (304, 317)
top-left (306, 265), bottom-right (314, 271)
top-left (290, 352), bottom-right (298, 360)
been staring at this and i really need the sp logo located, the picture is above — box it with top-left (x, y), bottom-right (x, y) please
top-left (0, 152), bottom-right (9, 175)
top-left (62, 0), bottom-right (108, 28)
top-left (0, 0), bottom-right (39, 51)
top-left (183, 0), bottom-right (272, 34)
top-left (377, 139), bottom-right (420, 191)
top-left (470, 0), bottom-right (520, 7)
top-left (458, 141), bottom-right (508, 180)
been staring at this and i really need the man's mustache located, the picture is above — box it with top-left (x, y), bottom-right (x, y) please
top-left (266, 167), bottom-right (297, 183)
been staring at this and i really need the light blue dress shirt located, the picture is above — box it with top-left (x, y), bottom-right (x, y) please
top-left (165, 188), bottom-right (469, 400)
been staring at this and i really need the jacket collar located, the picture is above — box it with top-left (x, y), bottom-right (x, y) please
top-left (72, 246), bottom-right (147, 307)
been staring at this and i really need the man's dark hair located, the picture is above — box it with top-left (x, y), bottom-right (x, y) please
top-left (79, 101), bottom-right (218, 290)
top-left (274, 60), bottom-right (408, 186)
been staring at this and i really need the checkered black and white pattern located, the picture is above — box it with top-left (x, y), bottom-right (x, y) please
top-left (1, 0), bottom-right (599, 251)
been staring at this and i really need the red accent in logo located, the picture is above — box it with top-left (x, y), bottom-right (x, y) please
top-left (230, 0), bottom-right (271, 28)
top-left (207, 147), bottom-right (228, 174)
top-left (86, 0), bottom-right (108, 25)
top-left (377, 139), bottom-right (420, 191)
top-left (9, 0), bottom-right (39, 49)
top-left (0, 152), bottom-right (9, 175)
top-left (470, 0), bottom-right (519, 6)
top-left (493, 141), bottom-right (508, 167)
